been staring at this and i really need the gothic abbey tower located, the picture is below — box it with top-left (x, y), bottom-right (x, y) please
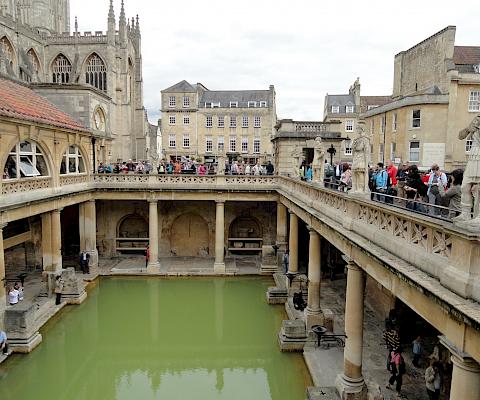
top-left (0, 0), bottom-right (149, 162)
top-left (0, 0), bottom-right (70, 34)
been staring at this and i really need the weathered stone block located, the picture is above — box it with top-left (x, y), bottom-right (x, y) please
top-left (283, 319), bottom-right (307, 338)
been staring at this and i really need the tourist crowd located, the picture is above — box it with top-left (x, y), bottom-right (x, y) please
top-left (298, 159), bottom-right (463, 219)
top-left (96, 159), bottom-right (275, 176)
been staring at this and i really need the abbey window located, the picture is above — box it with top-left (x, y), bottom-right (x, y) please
top-left (85, 54), bottom-right (107, 92)
top-left (52, 54), bottom-right (72, 83)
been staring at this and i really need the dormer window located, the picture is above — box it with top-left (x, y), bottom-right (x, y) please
top-left (248, 101), bottom-right (256, 108)
top-left (331, 105), bottom-right (340, 113)
top-left (230, 101), bottom-right (238, 108)
top-left (259, 101), bottom-right (267, 107)
top-left (346, 105), bottom-right (354, 113)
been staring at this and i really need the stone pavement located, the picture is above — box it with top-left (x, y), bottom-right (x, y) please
top-left (304, 278), bottom-right (430, 400)
top-left (98, 255), bottom-right (261, 275)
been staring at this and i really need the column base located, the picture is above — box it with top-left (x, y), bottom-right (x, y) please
top-left (305, 308), bottom-right (325, 331)
top-left (85, 249), bottom-right (99, 269)
top-left (214, 262), bottom-right (226, 274)
top-left (147, 262), bottom-right (161, 274)
top-left (335, 374), bottom-right (367, 400)
top-left (62, 290), bottom-right (88, 305)
top-left (8, 332), bottom-right (43, 353)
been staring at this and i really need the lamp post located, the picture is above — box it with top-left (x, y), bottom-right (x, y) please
top-left (91, 136), bottom-right (96, 173)
top-left (327, 144), bottom-right (336, 166)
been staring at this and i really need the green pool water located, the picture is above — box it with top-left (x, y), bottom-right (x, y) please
top-left (0, 277), bottom-right (311, 400)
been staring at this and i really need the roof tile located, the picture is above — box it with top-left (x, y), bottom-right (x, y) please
top-left (0, 78), bottom-right (87, 132)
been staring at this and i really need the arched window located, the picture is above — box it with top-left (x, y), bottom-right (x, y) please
top-left (27, 49), bottom-right (41, 75)
top-left (3, 141), bottom-right (48, 180)
top-left (0, 36), bottom-right (15, 70)
top-left (85, 53), bottom-right (107, 92)
top-left (60, 146), bottom-right (86, 175)
top-left (52, 54), bottom-right (72, 83)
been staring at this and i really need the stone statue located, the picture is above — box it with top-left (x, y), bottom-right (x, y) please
top-left (350, 123), bottom-right (371, 194)
top-left (454, 115), bottom-right (480, 230)
top-left (312, 136), bottom-right (326, 184)
top-left (291, 146), bottom-right (304, 178)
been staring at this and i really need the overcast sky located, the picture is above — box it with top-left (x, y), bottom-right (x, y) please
top-left (71, 0), bottom-right (479, 124)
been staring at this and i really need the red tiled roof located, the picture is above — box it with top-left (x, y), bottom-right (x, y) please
top-left (0, 78), bottom-right (87, 132)
top-left (453, 46), bottom-right (480, 65)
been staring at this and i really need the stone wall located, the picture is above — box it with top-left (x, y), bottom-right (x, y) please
top-left (392, 26), bottom-right (455, 98)
top-left (96, 199), bottom-right (277, 258)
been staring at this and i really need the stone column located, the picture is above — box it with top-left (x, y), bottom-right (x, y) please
top-left (0, 223), bottom-right (6, 318)
top-left (305, 227), bottom-right (323, 330)
top-left (214, 201), bottom-right (226, 273)
top-left (450, 354), bottom-right (480, 400)
top-left (80, 200), bottom-right (98, 271)
top-left (288, 211), bottom-right (298, 274)
top-left (439, 336), bottom-right (480, 400)
top-left (51, 209), bottom-right (63, 272)
top-left (41, 213), bottom-right (52, 270)
top-left (276, 202), bottom-right (288, 250)
top-left (336, 259), bottom-right (367, 400)
top-left (147, 200), bottom-right (160, 273)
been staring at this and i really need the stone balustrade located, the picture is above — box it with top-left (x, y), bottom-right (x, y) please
top-left (277, 176), bottom-right (480, 303)
top-left (0, 173), bottom-right (478, 303)
top-left (1, 176), bottom-right (52, 195)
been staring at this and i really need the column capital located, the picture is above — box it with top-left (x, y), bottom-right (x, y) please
top-left (342, 255), bottom-right (362, 271)
top-left (307, 225), bottom-right (319, 235)
top-left (52, 208), bottom-right (63, 214)
top-left (288, 209), bottom-right (296, 215)
top-left (88, 199), bottom-right (96, 204)
top-left (215, 200), bottom-right (225, 204)
top-left (439, 335), bottom-right (480, 372)
top-left (148, 199), bottom-right (158, 204)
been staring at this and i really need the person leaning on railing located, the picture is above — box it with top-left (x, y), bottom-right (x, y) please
top-left (439, 169), bottom-right (463, 218)
top-left (404, 165), bottom-right (428, 212)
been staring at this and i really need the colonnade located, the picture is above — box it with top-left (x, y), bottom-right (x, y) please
top-left (282, 207), bottom-right (480, 400)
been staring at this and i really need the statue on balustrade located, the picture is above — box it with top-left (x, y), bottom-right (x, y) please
top-left (312, 136), bottom-right (326, 185)
top-left (291, 146), bottom-right (304, 178)
top-left (454, 115), bottom-right (480, 231)
top-left (351, 122), bottom-right (371, 195)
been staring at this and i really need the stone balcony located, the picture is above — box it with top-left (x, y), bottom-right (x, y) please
top-left (1, 173), bottom-right (479, 307)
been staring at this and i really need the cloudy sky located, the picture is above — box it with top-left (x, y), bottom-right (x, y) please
top-left (71, 0), bottom-right (479, 123)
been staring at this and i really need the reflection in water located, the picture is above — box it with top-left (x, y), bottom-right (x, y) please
top-left (0, 278), bottom-right (311, 400)
top-left (115, 368), bottom-right (271, 400)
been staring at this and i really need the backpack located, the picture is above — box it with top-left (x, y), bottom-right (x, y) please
top-left (325, 164), bottom-right (334, 177)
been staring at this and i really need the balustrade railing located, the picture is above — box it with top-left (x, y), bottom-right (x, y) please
top-left (1, 176), bottom-right (52, 195)
top-left (0, 172), bottom-right (477, 300)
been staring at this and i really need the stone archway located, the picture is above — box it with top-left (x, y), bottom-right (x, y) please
top-left (170, 213), bottom-right (209, 257)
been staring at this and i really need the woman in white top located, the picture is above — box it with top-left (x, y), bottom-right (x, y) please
top-left (8, 286), bottom-right (19, 306)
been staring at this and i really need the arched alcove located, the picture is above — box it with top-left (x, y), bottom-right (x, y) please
top-left (118, 214), bottom-right (148, 238)
top-left (228, 216), bottom-right (262, 238)
top-left (170, 213), bottom-right (209, 257)
top-left (116, 214), bottom-right (149, 254)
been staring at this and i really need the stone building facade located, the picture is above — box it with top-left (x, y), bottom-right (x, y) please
top-left (160, 80), bottom-right (276, 164)
top-left (323, 78), bottom-right (391, 162)
top-left (0, 0), bottom-right (148, 163)
top-left (272, 119), bottom-right (342, 176)
top-left (363, 26), bottom-right (480, 170)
